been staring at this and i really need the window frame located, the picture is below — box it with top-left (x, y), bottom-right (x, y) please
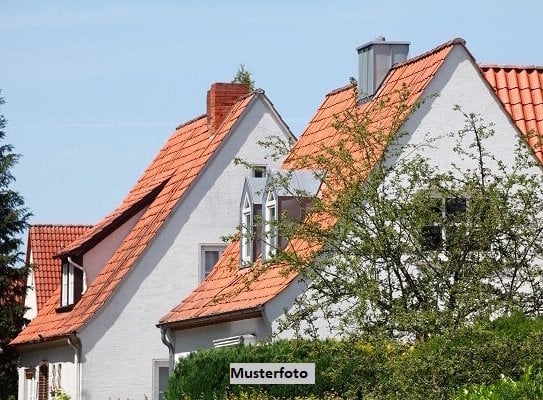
top-left (421, 196), bottom-right (468, 251)
top-left (241, 193), bottom-right (253, 264)
top-left (199, 243), bottom-right (227, 282)
top-left (152, 359), bottom-right (169, 400)
top-left (263, 190), bottom-right (278, 259)
top-left (60, 257), bottom-right (84, 309)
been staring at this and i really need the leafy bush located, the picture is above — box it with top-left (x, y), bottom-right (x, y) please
top-left (166, 314), bottom-right (543, 400)
top-left (454, 366), bottom-right (543, 400)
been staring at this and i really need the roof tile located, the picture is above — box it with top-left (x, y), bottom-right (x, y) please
top-left (27, 225), bottom-right (91, 312)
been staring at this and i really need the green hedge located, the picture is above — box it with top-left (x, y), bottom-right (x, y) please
top-left (454, 366), bottom-right (543, 400)
top-left (166, 313), bottom-right (543, 400)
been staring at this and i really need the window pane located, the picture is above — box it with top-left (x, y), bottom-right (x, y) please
top-left (158, 367), bottom-right (169, 400)
top-left (445, 197), bottom-right (466, 215)
top-left (422, 225), bottom-right (442, 250)
top-left (204, 251), bottom-right (220, 276)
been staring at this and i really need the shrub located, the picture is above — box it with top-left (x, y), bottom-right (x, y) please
top-left (454, 366), bottom-right (543, 400)
top-left (166, 314), bottom-right (543, 400)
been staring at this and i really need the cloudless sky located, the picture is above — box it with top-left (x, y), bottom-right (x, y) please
top-left (2, 1), bottom-right (543, 235)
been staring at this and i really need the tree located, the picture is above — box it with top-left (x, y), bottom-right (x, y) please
top-left (232, 64), bottom-right (255, 91)
top-left (0, 91), bottom-right (31, 399)
top-left (260, 87), bottom-right (543, 341)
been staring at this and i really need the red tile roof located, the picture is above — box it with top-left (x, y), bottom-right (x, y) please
top-left (12, 84), bottom-right (256, 346)
top-left (480, 65), bottom-right (543, 161)
top-left (27, 225), bottom-right (91, 312)
top-left (159, 39), bottom-right (463, 329)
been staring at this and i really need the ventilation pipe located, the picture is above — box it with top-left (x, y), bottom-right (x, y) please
top-left (357, 36), bottom-right (410, 102)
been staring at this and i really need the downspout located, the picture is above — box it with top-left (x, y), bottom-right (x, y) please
top-left (160, 327), bottom-right (175, 375)
top-left (67, 336), bottom-right (82, 400)
top-left (68, 257), bottom-right (87, 294)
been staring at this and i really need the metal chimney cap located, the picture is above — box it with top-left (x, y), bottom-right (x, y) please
top-left (356, 38), bottom-right (411, 52)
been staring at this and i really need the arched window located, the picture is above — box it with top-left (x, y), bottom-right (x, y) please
top-left (264, 190), bottom-right (277, 259)
top-left (241, 193), bottom-right (253, 264)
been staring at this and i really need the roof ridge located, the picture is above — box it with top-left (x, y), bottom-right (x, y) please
top-left (392, 37), bottom-right (466, 71)
top-left (30, 224), bottom-right (93, 228)
top-left (326, 83), bottom-right (356, 97)
top-left (480, 64), bottom-right (543, 71)
top-left (175, 114), bottom-right (206, 130)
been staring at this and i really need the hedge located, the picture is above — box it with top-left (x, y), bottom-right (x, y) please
top-left (166, 313), bottom-right (543, 400)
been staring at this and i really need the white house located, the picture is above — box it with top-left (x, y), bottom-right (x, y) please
top-left (158, 38), bottom-right (543, 357)
top-left (11, 82), bottom-right (295, 400)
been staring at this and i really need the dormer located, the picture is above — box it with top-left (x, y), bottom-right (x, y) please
top-left (261, 170), bottom-right (321, 261)
top-left (240, 176), bottom-right (267, 265)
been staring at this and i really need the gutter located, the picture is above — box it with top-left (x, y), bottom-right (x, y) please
top-left (160, 327), bottom-right (175, 376)
top-left (157, 306), bottom-right (264, 331)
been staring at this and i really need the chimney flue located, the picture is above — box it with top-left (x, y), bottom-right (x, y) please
top-left (207, 83), bottom-right (250, 132)
top-left (357, 37), bottom-right (410, 102)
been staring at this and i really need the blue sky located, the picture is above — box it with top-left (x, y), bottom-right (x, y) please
top-left (1, 1), bottom-right (543, 229)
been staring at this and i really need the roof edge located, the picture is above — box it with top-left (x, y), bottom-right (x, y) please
top-left (479, 64), bottom-right (543, 71)
top-left (158, 306), bottom-right (264, 331)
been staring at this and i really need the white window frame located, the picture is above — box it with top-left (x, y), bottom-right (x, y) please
top-left (264, 190), bottom-right (278, 259)
top-left (152, 359), bottom-right (170, 400)
top-left (23, 367), bottom-right (37, 400)
top-left (61, 261), bottom-right (75, 307)
top-left (241, 193), bottom-right (253, 264)
top-left (199, 244), bottom-right (227, 282)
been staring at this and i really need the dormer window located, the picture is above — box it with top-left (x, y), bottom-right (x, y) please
top-left (241, 193), bottom-right (253, 264)
top-left (60, 257), bottom-right (84, 309)
top-left (263, 190), bottom-right (277, 259)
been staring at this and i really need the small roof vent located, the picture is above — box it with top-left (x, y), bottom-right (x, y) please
top-left (357, 37), bottom-right (410, 102)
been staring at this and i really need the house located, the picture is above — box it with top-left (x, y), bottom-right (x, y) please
top-left (23, 225), bottom-right (92, 321)
top-left (11, 82), bottom-right (295, 400)
top-left (158, 38), bottom-right (543, 359)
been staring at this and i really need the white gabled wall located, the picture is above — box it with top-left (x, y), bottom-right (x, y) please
top-left (18, 343), bottom-right (78, 400)
top-left (78, 96), bottom-right (292, 400)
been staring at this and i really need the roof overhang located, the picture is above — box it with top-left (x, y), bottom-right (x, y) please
top-left (11, 333), bottom-right (77, 353)
top-left (157, 306), bottom-right (264, 331)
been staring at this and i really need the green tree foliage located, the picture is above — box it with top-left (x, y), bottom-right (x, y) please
top-left (232, 64), bottom-right (255, 91)
top-left (0, 91), bottom-right (31, 399)
top-left (259, 87), bottom-right (543, 341)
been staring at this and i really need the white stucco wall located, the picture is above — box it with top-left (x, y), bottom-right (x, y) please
top-left (172, 317), bottom-right (271, 355)
top-left (18, 342), bottom-right (78, 400)
top-left (77, 96), bottom-right (292, 400)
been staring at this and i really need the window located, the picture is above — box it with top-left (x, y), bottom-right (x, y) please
top-left (241, 193), bottom-right (253, 264)
top-left (252, 166), bottom-right (267, 178)
top-left (263, 190), bottom-right (277, 259)
top-left (422, 196), bottom-right (467, 251)
top-left (200, 244), bottom-right (227, 281)
top-left (153, 360), bottom-right (169, 400)
top-left (60, 257), bottom-right (84, 308)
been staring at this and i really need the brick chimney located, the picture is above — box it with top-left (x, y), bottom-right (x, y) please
top-left (207, 83), bottom-right (250, 131)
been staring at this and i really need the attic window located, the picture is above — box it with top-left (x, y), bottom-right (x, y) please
top-left (252, 166), bottom-right (267, 178)
top-left (200, 244), bottom-right (226, 282)
top-left (241, 193), bottom-right (253, 264)
top-left (263, 190), bottom-right (277, 259)
top-left (59, 257), bottom-right (84, 309)
top-left (422, 196), bottom-right (468, 251)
